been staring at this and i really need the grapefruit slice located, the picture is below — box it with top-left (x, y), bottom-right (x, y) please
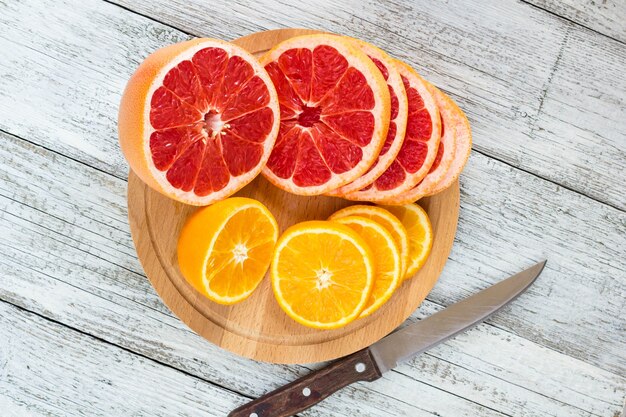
top-left (328, 39), bottom-right (408, 196)
top-left (344, 60), bottom-right (441, 202)
top-left (380, 85), bottom-right (457, 205)
top-left (425, 97), bottom-right (472, 196)
top-left (119, 38), bottom-right (280, 206)
top-left (260, 34), bottom-right (390, 195)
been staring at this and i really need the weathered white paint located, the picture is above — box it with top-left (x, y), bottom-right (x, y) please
top-left (0, 131), bottom-right (624, 416)
top-left (0, 0), bottom-right (191, 179)
top-left (525, 0), bottom-right (626, 43)
top-left (0, 0), bottom-right (624, 210)
top-left (401, 301), bottom-right (625, 417)
top-left (0, 302), bottom-right (247, 417)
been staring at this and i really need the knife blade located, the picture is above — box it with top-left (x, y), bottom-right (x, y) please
top-left (228, 260), bottom-right (546, 417)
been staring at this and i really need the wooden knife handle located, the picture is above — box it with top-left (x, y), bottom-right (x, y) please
top-left (228, 348), bottom-right (382, 417)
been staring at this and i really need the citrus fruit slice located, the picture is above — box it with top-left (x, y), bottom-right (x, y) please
top-left (331, 216), bottom-right (402, 318)
top-left (379, 85), bottom-right (457, 205)
top-left (425, 97), bottom-right (472, 196)
top-left (119, 39), bottom-right (280, 206)
top-left (260, 34), bottom-right (391, 195)
top-left (344, 60), bottom-right (441, 202)
top-left (380, 203), bottom-right (433, 279)
top-left (328, 205), bottom-right (410, 278)
top-left (271, 221), bottom-right (375, 329)
top-left (328, 38), bottom-right (408, 196)
top-left (177, 197), bottom-right (278, 304)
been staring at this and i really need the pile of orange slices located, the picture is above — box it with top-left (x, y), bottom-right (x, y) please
top-left (177, 198), bottom-right (433, 329)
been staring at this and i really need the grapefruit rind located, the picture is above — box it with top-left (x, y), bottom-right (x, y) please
top-left (343, 60), bottom-right (441, 202)
top-left (424, 98), bottom-right (472, 196)
top-left (380, 85), bottom-right (458, 205)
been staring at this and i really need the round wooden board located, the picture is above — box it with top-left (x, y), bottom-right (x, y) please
top-left (127, 28), bottom-right (460, 364)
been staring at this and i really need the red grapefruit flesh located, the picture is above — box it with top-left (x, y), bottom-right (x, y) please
top-left (118, 39), bottom-right (280, 206)
top-left (425, 97), bottom-right (472, 196)
top-left (344, 60), bottom-right (441, 202)
top-left (328, 38), bottom-right (409, 196)
top-left (381, 84), bottom-right (458, 205)
top-left (260, 34), bottom-right (390, 195)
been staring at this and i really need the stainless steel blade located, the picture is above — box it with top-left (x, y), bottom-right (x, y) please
top-left (369, 260), bottom-right (546, 373)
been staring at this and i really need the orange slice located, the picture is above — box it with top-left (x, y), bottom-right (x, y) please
top-left (119, 38), bottom-right (280, 206)
top-left (328, 38), bottom-right (409, 195)
top-left (331, 216), bottom-right (402, 317)
top-left (177, 197), bottom-right (278, 304)
top-left (328, 205), bottom-right (410, 277)
top-left (260, 34), bottom-right (390, 195)
top-left (380, 203), bottom-right (433, 279)
top-left (345, 60), bottom-right (441, 202)
top-left (271, 221), bottom-right (374, 329)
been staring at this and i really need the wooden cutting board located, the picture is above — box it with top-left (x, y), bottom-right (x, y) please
top-left (127, 28), bottom-right (460, 364)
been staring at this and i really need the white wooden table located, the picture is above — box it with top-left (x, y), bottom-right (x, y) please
top-left (1, 0), bottom-right (625, 415)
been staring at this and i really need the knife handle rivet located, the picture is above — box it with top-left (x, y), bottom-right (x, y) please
top-left (302, 387), bottom-right (311, 397)
top-left (249, 413), bottom-right (258, 417)
top-left (355, 363), bottom-right (366, 373)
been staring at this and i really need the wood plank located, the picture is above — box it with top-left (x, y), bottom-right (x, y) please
top-left (0, 302), bottom-right (247, 416)
top-left (400, 302), bottom-right (625, 417)
top-left (0, 0), bottom-right (624, 209)
top-left (1, 130), bottom-right (624, 416)
top-left (0, 0), bottom-right (191, 179)
top-left (529, 26), bottom-right (626, 210)
top-left (524, 0), bottom-right (626, 43)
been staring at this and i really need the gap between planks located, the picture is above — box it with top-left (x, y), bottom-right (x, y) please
top-left (519, 0), bottom-right (626, 46)
top-left (3, 110), bottom-right (624, 220)
top-left (0, 297), bottom-right (257, 403)
top-left (471, 148), bottom-right (624, 213)
top-left (0, 293), bottom-right (496, 417)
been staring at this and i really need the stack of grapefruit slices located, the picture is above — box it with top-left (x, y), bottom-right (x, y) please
top-left (118, 34), bottom-right (471, 206)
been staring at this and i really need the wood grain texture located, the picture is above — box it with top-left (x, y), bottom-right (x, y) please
top-left (0, 130), bottom-right (624, 416)
top-left (0, 301), bottom-right (246, 417)
top-left (524, 0), bottom-right (626, 43)
top-left (125, 28), bottom-right (459, 364)
top-left (105, 0), bottom-right (626, 210)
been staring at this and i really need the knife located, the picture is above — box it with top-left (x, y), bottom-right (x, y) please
top-left (228, 260), bottom-right (546, 417)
